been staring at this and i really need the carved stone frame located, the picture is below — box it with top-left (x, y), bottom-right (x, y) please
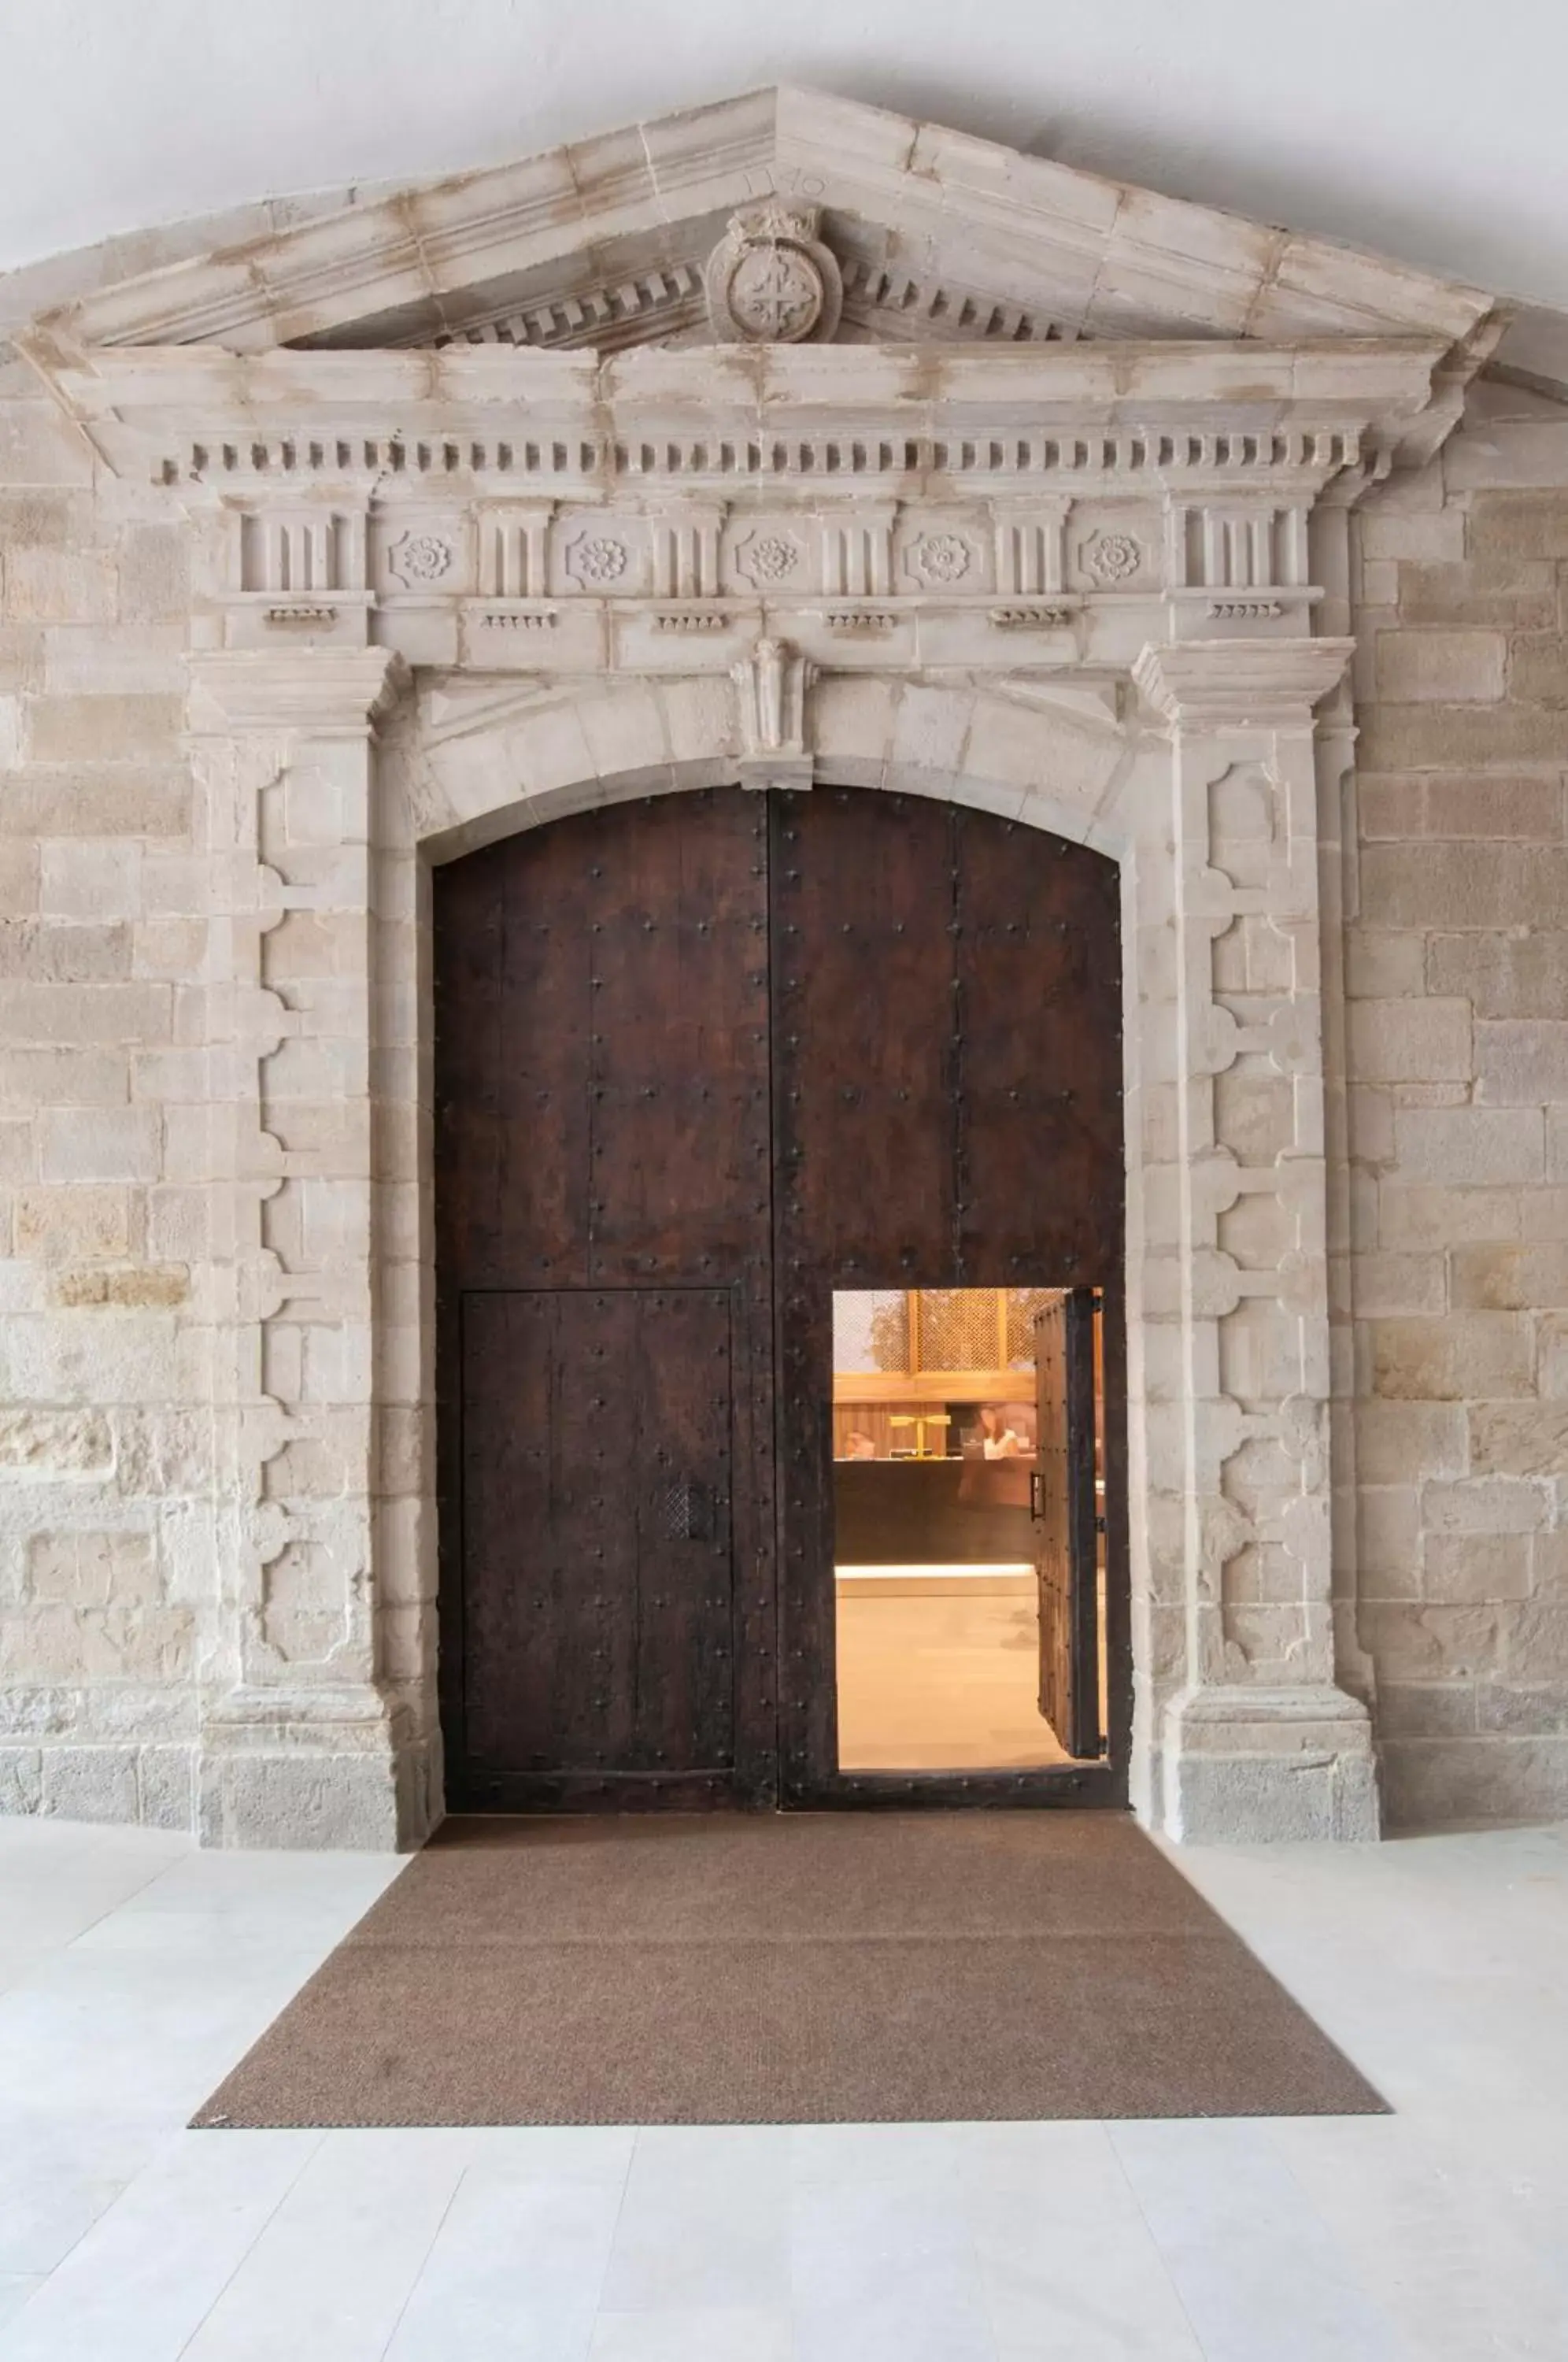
top-left (183, 614), bottom-right (1372, 1849)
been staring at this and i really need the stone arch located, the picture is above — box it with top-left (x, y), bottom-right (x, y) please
top-left (189, 636), bottom-right (1371, 1849)
top-left (371, 667), bottom-right (1165, 1826)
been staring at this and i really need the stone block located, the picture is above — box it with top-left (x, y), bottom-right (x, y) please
top-left (1529, 1530), bottom-right (1568, 1595)
top-left (39, 1745), bottom-right (142, 1823)
top-left (1476, 1020), bottom-right (1568, 1105)
top-left (1375, 630), bottom-right (1506, 702)
top-left (1469, 1401), bottom-right (1568, 1476)
top-left (1358, 1483), bottom-right (1422, 1572)
top-left (0, 981), bottom-right (172, 1045)
top-left (1358, 704), bottom-right (1566, 770)
top-left (0, 491), bottom-right (72, 546)
top-left (1360, 1600), bottom-right (1501, 1679)
top-left (1508, 631), bottom-right (1568, 708)
top-left (1538, 1313), bottom-right (1568, 1399)
top-left (1377, 1184), bottom-right (1519, 1248)
top-left (0, 920), bottom-right (130, 982)
top-left (1502, 1603), bottom-right (1568, 1679)
top-left (1373, 1680), bottom-right (1477, 1735)
top-left (52, 1264), bottom-right (189, 1309)
top-left (3, 552), bottom-right (116, 624)
top-left (1419, 1477), bottom-right (1549, 1535)
top-left (1423, 777), bottom-right (1563, 839)
top-left (1363, 845), bottom-right (1568, 931)
top-left (26, 695), bottom-right (184, 765)
top-left (38, 842), bottom-right (143, 920)
top-left (1352, 1252), bottom-right (1446, 1316)
top-left (116, 527), bottom-right (190, 623)
top-left (198, 1745), bottom-right (405, 1849)
top-left (38, 1106), bottom-right (160, 1183)
top-left (1353, 1399), bottom-right (1467, 1483)
top-left (1344, 929), bottom-right (1425, 998)
top-left (0, 843), bottom-right (39, 917)
top-left (1422, 1534), bottom-right (1531, 1603)
top-left (1356, 777), bottom-right (1422, 839)
top-left (1397, 554), bottom-right (1558, 631)
top-left (0, 1046), bottom-right (129, 1106)
top-left (14, 1186), bottom-right (130, 1261)
top-left (1452, 1241), bottom-right (1568, 1310)
top-left (1521, 1189), bottom-right (1568, 1242)
top-left (1392, 1105), bottom-right (1543, 1186)
top-left (0, 1406), bottom-right (112, 1474)
top-left (42, 625), bottom-right (188, 699)
top-left (0, 1748), bottom-right (43, 1813)
top-left (28, 1529), bottom-right (156, 1609)
top-left (1470, 491), bottom-right (1568, 562)
top-left (1428, 932), bottom-right (1568, 1020)
top-left (1381, 1736), bottom-right (1568, 1827)
top-left (1475, 1683), bottom-right (1568, 1734)
top-left (1359, 510), bottom-right (1467, 565)
top-left (1346, 997), bottom-right (1470, 1082)
top-left (1164, 1748), bottom-right (1378, 1843)
top-left (0, 401), bottom-right (95, 488)
top-left (138, 1743), bottom-right (194, 1831)
top-left (1371, 1311), bottom-right (1533, 1400)
top-left (0, 768), bottom-right (191, 838)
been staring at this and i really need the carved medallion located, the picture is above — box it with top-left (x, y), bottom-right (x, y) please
top-left (566, 533), bottom-right (630, 587)
top-left (734, 530), bottom-right (804, 586)
top-left (1084, 531), bottom-right (1143, 586)
top-left (389, 530), bottom-right (453, 587)
top-left (908, 531), bottom-right (971, 586)
top-left (706, 203), bottom-right (843, 346)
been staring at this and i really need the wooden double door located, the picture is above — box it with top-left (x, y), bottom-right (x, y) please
top-left (435, 785), bottom-right (1126, 1811)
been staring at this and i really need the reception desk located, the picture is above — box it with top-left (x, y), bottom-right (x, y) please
top-left (834, 1457), bottom-right (1034, 1565)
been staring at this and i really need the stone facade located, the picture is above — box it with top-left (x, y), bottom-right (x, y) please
top-left (0, 87), bottom-right (1562, 1845)
top-left (1347, 389), bottom-right (1568, 1823)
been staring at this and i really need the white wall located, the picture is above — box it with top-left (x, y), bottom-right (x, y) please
top-left (2, 0), bottom-right (1566, 307)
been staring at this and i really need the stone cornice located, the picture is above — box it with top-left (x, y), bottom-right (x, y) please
top-left (1133, 637), bottom-right (1355, 727)
top-left (186, 647), bottom-right (408, 735)
top-left (30, 88), bottom-right (1496, 365)
top-left (21, 334), bottom-right (1454, 494)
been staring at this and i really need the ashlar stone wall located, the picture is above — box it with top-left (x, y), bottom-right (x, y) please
top-left (1349, 391), bottom-right (1568, 1823)
top-left (4, 330), bottom-right (1568, 1834)
top-left (0, 383), bottom-right (207, 1827)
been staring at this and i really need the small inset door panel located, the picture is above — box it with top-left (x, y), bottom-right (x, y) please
top-left (459, 1287), bottom-right (735, 1797)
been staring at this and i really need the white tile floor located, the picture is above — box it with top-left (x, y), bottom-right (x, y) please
top-left (0, 1816), bottom-right (1565, 2362)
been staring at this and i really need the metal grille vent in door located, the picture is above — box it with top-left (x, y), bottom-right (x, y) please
top-left (653, 1477), bottom-right (714, 1542)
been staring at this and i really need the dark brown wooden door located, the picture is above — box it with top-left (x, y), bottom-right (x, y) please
top-left (769, 789), bottom-right (1123, 1800)
top-left (435, 784), bottom-right (1126, 1811)
top-left (435, 790), bottom-right (776, 1809)
top-left (1033, 1288), bottom-right (1102, 1761)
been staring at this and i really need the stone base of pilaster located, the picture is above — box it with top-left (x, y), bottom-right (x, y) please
top-left (197, 1690), bottom-right (438, 1850)
top-left (1160, 1683), bottom-right (1380, 1843)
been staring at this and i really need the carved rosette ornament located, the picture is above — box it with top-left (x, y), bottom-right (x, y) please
top-left (565, 532), bottom-right (630, 587)
top-left (388, 531), bottom-right (453, 587)
top-left (705, 203), bottom-right (843, 345)
top-left (735, 530), bottom-right (804, 585)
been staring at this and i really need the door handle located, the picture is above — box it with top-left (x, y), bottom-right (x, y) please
top-left (1030, 1470), bottom-right (1043, 1520)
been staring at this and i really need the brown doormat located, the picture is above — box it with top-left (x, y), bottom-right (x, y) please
top-left (192, 1812), bottom-right (1384, 2127)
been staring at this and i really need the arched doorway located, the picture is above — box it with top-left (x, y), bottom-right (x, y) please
top-left (434, 783), bottom-right (1129, 1811)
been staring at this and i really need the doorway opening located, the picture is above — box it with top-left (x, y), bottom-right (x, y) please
top-left (832, 1287), bottom-right (1108, 1773)
top-left (432, 782), bottom-right (1130, 1812)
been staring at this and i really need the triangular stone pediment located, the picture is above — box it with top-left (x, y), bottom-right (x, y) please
top-left (34, 87), bottom-right (1500, 368)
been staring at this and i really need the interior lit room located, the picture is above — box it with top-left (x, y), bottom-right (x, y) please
top-left (832, 1287), bottom-right (1108, 1771)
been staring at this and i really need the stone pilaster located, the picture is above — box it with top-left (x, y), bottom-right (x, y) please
top-left (187, 646), bottom-right (427, 1847)
top-left (1133, 639), bottom-right (1378, 1840)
